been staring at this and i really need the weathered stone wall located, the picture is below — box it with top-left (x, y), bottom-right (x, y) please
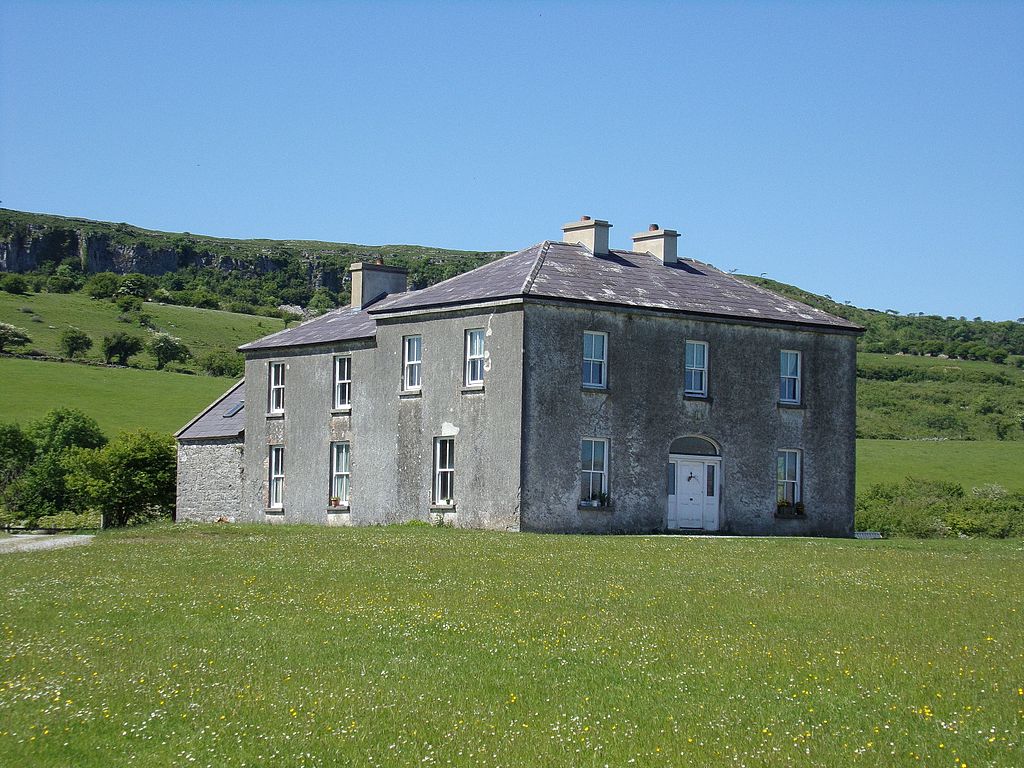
top-left (520, 300), bottom-right (858, 536)
top-left (176, 438), bottom-right (244, 522)
top-left (240, 304), bottom-right (524, 529)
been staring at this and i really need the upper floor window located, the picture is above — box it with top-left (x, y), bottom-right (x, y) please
top-left (777, 449), bottom-right (801, 505)
top-left (268, 362), bottom-right (285, 414)
top-left (268, 445), bottom-right (285, 509)
top-left (465, 328), bottom-right (486, 387)
top-left (433, 436), bottom-right (455, 505)
top-left (780, 350), bottom-right (801, 404)
top-left (684, 341), bottom-right (708, 397)
top-left (580, 437), bottom-right (609, 504)
top-left (333, 355), bottom-right (352, 410)
top-left (582, 331), bottom-right (607, 389)
top-left (330, 441), bottom-right (350, 506)
top-left (403, 335), bottom-right (422, 391)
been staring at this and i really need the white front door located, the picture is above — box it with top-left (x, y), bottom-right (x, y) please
top-left (667, 457), bottom-right (721, 531)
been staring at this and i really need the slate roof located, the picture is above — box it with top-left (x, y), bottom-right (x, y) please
top-left (175, 380), bottom-right (246, 441)
top-left (237, 305), bottom-right (384, 352)
top-left (370, 242), bottom-right (862, 332)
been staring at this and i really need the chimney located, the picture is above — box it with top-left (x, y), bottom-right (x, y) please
top-left (561, 215), bottom-right (612, 256)
top-left (631, 224), bottom-right (679, 265)
top-left (349, 261), bottom-right (408, 310)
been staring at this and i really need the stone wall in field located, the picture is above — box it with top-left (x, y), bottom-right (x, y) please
top-left (176, 438), bottom-right (244, 522)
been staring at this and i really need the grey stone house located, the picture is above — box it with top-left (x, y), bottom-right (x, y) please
top-left (175, 217), bottom-right (862, 535)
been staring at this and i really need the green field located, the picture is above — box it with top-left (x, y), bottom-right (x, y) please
top-left (0, 357), bottom-right (235, 435)
top-left (857, 439), bottom-right (1024, 492)
top-left (0, 524), bottom-right (1021, 767)
top-left (0, 291), bottom-right (285, 370)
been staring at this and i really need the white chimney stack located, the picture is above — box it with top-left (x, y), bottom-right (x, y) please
top-left (349, 261), bottom-right (408, 310)
top-left (632, 224), bottom-right (679, 265)
top-left (561, 215), bottom-right (612, 256)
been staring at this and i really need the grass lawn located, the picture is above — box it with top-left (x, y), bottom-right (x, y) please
top-left (0, 357), bottom-right (236, 435)
top-left (0, 291), bottom-right (284, 370)
top-left (857, 439), bottom-right (1024, 492)
top-left (0, 524), bottom-right (1021, 767)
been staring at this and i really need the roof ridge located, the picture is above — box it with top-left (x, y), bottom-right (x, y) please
top-left (521, 241), bottom-right (551, 295)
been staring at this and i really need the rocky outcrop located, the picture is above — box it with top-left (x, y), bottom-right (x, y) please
top-left (82, 234), bottom-right (181, 275)
top-left (0, 225), bottom-right (81, 272)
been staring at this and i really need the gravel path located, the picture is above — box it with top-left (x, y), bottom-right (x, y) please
top-left (0, 534), bottom-right (95, 554)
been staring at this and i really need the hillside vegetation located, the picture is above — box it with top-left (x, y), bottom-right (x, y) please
top-left (1, 524), bottom-right (1021, 766)
top-left (1, 208), bottom-right (504, 315)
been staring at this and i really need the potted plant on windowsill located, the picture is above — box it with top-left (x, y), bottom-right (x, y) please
top-left (597, 492), bottom-right (610, 508)
top-left (329, 496), bottom-right (342, 508)
top-left (776, 499), bottom-right (793, 516)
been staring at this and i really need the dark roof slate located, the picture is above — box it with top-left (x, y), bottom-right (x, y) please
top-left (238, 305), bottom-right (382, 352)
top-left (175, 380), bottom-right (246, 441)
top-left (370, 241), bottom-right (862, 331)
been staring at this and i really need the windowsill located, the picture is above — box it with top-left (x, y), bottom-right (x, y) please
top-left (326, 506), bottom-right (350, 513)
top-left (430, 503), bottom-right (456, 511)
top-left (461, 384), bottom-right (485, 394)
top-left (578, 503), bottom-right (613, 511)
top-left (581, 385), bottom-right (608, 393)
top-left (775, 508), bottom-right (806, 519)
top-left (778, 401), bottom-right (804, 410)
top-left (399, 390), bottom-right (422, 399)
top-left (683, 393), bottom-right (711, 402)
top-left (264, 508), bottom-right (285, 514)
top-left (330, 407), bottom-right (352, 416)
top-left (265, 412), bottom-right (284, 420)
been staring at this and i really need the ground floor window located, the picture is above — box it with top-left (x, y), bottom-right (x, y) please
top-left (269, 445), bottom-right (285, 508)
top-left (433, 437), bottom-right (454, 504)
top-left (330, 441), bottom-right (350, 505)
top-left (777, 449), bottom-right (801, 506)
top-left (580, 438), bottom-right (609, 503)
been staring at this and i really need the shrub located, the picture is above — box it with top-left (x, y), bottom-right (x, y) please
top-left (45, 274), bottom-right (78, 293)
top-left (117, 273), bottom-right (156, 299)
top-left (0, 322), bottom-right (32, 352)
top-left (64, 431), bottom-right (176, 527)
top-left (148, 333), bottom-right (190, 370)
top-left (84, 272), bottom-right (121, 299)
top-left (115, 294), bottom-right (143, 313)
top-left (0, 274), bottom-right (30, 294)
top-left (34, 510), bottom-right (102, 530)
top-left (197, 349), bottom-right (245, 378)
top-left (101, 331), bottom-right (144, 365)
top-left (59, 326), bottom-right (93, 358)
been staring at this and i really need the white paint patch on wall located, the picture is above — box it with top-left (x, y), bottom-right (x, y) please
top-left (440, 422), bottom-right (460, 436)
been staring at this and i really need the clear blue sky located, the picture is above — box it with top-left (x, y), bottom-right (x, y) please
top-left (1, 1), bottom-right (1021, 320)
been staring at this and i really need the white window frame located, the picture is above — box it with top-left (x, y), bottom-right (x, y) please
top-left (464, 328), bottom-right (486, 387)
top-left (330, 441), bottom-right (350, 506)
top-left (780, 350), bottom-right (802, 404)
top-left (268, 445), bottom-right (285, 509)
top-left (333, 355), bottom-right (352, 411)
top-left (684, 340), bottom-right (708, 397)
top-left (268, 361), bottom-right (285, 414)
top-left (777, 449), bottom-right (801, 505)
top-left (582, 331), bottom-right (608, 389)
top-left (403, 335), bottom-right (422, 392)
top-left (580, 437), bottom-right (609, 503)
top-left (433, 436), bottom-right (455, 505)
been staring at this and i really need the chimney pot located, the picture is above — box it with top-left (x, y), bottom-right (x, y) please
top-left (631, 225), bottom-right (680, 265)
top-left (561, 217), bottom-right (612, 256)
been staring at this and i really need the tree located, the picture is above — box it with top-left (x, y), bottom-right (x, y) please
top-left (0, 322), bottom-right (32, 352)
top-left (116, 273), bottom-right (156, 299)
top-left (64, 431), bottom-right (176, 527)
top-left (0, 423), bottom-right (35, 488)
top-left (59, 326), bottom-right (93, 358)
top-left (0, 274), bottom-right (30, 294)
top-left (1, 409), bottom-right (107, 523)
top-left (148, 333), bottom-right (190, 370)
top-left (307, 288), bottom-right (335, 316)
top-left (84, 272), bottom-right (121, 299)
top-left (27, 407), bottom-right (107, 456)
top-left (101, 331), bottom-right (144, 365)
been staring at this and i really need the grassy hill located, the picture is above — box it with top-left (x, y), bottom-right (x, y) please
top-left (0, 357), bottom-right (235, 435)
top-left (0, 290), bottom-right (285, 372)
top-left (1, 524), bottom-right (1020, 766)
